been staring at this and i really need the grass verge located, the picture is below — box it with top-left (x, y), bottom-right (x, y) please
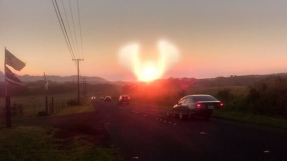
top-left (53, 104), bottom-right (95, 117)
top-left (0, 126), bottom-right (121, 161)
top-left (213, 110), bottom-right (287, 129)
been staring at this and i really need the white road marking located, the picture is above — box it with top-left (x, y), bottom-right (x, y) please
top-left (173, 123), bottom-right (176, 125)
top-left (132, 156), bottom-right (139, 159)
top-left (264, 150), bottom-right (270, 153)
top-left (200, 132), bottom-right (208, 135)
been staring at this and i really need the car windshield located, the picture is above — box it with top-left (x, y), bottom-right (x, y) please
top-left (193, 96), bottom-right (218, 102)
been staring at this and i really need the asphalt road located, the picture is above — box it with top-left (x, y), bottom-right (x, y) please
top-left (94, 101), bottom-right (287, 161)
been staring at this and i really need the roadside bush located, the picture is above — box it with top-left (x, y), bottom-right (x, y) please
top-left (244, 76), bottom-right (287, 117)
top-left (216, 88), bottom-right (234, 103)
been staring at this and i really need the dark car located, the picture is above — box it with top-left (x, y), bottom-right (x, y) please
top-left (118, 95), bottom-right (130, 105)
top-left (104, 96), bottom-right (112, 102)
top-left (167, 94), bottom-right (223, 120)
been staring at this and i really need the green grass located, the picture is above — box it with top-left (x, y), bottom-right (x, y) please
top-left (0, 126), bottom-right (119, 161)
top-left (0, 93), bottom-right (85, 117)
top-left (213, 110), bottom-right (287, 129)
top-left (53, 104), bottom-right (95, 117)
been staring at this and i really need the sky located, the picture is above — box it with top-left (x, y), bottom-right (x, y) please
top-left (1, 0), bottom-right (287, 81)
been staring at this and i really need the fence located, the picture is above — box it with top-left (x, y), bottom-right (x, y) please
top-left (0, 100), bottom-right (68, 117)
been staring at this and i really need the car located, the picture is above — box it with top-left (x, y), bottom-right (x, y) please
top-left (118, 95), bottom-right (130, 105)
top-left (104, 96), bottom-right (112, 102)
top-left (167, 94), bottom-right (223, 120)
top-left (91, 96), bottom-right (96, 100)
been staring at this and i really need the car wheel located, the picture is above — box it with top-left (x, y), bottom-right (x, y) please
top-left (179, 111), bottom-right (184, 120)
top-left (188, 111), bottom-right (193, 119)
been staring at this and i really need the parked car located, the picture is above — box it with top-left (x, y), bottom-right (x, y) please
top-left (118, 95), bottom-right (130, 105)
top-left (104, 96), bottom-right (112, 102)
top-left (167, 94), bottom-right (223, 120)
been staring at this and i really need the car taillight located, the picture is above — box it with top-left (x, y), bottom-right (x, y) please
top-left (196, 103), bottom-right (201, 108)
top-left (220, 103), bottom-right (224, 107)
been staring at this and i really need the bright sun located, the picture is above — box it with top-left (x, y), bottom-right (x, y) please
top-left (145, 66), bottom-right (154, 75)
top-left (140, 66), bottom-right (157, 82)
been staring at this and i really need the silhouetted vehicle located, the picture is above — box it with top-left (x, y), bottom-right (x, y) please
top-left (91, 96), bottom-right (96, 100)
top-left (167, 94), bottom-right (223, 120)
top-left (104, 96), bottom-right (112, 102)
top-left (118, 95), bottom-right (130, 105)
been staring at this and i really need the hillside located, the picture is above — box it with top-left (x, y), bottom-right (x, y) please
top-left (0, 71), bottom-right (107, 83)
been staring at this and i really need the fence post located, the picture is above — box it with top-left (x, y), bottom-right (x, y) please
top-left (51, 97), bottom-right (54, 113)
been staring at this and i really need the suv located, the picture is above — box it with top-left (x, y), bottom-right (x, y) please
top-left (104, 96), bottom-right (112, 102)
top-left (118, 95), bottom-right (130, 105)
top-left (167, 94), bottom-right (223, 120)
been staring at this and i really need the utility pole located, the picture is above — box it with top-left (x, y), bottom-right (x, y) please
top-left (72, 59), bottom-right (84, 104)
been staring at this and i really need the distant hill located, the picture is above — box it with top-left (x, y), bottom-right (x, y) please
top-left (0, 71), bottom-right (107, 83)
top-left (2, 70), bottom-right (287, 85)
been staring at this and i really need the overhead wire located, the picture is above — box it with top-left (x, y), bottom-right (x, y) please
top-left (52, 0), bottom-right (77, 63)
top-left (61, 0), bottom-right (76, 57)
top-left (52, 0), bottom-right (86, 75)
top-left (76, 0), bottom-right (86, 77)
top-left (69, 0), bottom-right (80, 59)
top-left (52, 0), bottom-right (75, 60)
top-left (77, 0), bottom-right (84, 60)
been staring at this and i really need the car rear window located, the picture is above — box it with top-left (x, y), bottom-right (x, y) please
top-left (193, 96), bottom-right (218, 102)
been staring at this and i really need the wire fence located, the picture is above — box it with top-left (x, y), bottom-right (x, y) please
top-left (0, 100), bottom-right (69, 117)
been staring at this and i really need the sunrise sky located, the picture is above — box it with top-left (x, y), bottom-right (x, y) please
top-left (1, 0), bottom-right (287, 81)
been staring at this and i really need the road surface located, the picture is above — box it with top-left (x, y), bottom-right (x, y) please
top-left (94, 101), bottom-right (287, 161)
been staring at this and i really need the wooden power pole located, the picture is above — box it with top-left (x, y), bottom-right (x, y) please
top-left (72, 59), bottom-right (84, 104)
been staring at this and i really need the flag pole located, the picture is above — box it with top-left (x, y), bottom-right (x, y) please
top-left (4, 47), bottom-right (11, 128)
top-left (4, 47), bottom-right (7, 96)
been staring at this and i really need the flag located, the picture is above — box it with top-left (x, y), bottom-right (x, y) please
top-left (5, 65), bottom-right (25, 87)
top-left (5, 49), bottom-right (26, 71)
top-left (44, 73), bottom-right (49, 90)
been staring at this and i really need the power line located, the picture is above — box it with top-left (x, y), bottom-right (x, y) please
top-left (77, 0), bottom-right (86, 77)
top-left (61, 0), bottom-right (76, 57)
top-left (77, 0), bottom-right (84, 59)
top-left (69, 0), bottom-right (80, 59)
top-left (52, 0), bottom-right (76, 60)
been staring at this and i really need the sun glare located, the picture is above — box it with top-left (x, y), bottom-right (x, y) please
top-left (142, 66), bottom-right (157, 82)
top-left (145, 66), bottom-right (154, 75)
top-left (118, 39), bottom-right (180, 82)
